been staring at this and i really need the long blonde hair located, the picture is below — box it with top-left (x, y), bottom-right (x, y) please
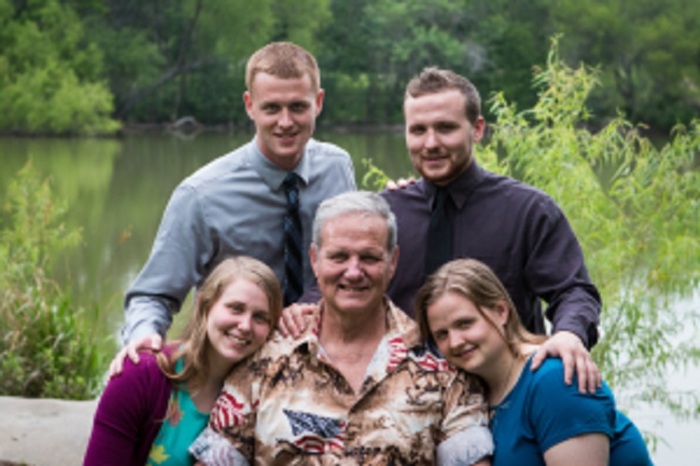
top-left (415, 258), bottom-right (545, 357)
top-left (157, 256), bottom-right (282, 392)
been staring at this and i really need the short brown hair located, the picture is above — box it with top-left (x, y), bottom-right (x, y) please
top-left (404, 67), bottom-right (481, 126)
top-left (245, 42), bottom-right (320, 92)
top-left (415, 258), bottom-right (544, 357)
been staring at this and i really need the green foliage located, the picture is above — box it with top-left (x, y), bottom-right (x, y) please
top-left (0, 0), bottom-right (119, 135)
top-left (361, 158), bottom-right (392, 191)
top-left (0, 162), bottom-right (107, 399)
top-left (482, 39), bottom-right (700, 425)
top-left (551, 0), bottom-right (700, 129)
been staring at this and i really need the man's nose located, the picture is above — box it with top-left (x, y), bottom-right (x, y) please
top-left (424, 129), bottom-right (438, 149)
top-left (344, 256), bottom-right (363, 278)
top-left (278, 108), bottom-right (292, 127)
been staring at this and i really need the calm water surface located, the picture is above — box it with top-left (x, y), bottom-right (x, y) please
top-left (0, 132), bottom-right (697, 464)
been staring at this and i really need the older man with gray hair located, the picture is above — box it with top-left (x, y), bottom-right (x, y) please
top-left (191, 190), bottom-right (493, 465)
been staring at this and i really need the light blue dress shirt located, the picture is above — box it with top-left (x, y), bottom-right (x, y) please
top-left (122, 137), bottom-right (356, 344)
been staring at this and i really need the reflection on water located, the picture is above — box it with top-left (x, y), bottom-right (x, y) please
top-left (0, 132), bottom-right (697, 465)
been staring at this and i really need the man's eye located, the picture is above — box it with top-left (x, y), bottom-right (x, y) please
top-left (437, 123), bottom-right (457, 133)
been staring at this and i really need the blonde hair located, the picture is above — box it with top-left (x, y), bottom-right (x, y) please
top-left (415, 258), bottom-right (545, 357)
top-left (157, 256), bottom-right (282, 392)
top-left (245, 42), bottom-right (320, 92)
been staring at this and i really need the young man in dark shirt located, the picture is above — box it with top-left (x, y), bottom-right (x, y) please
top-left (382, 67), bottom-right (602, 392)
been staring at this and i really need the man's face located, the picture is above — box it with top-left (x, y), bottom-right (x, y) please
top-left (244, 72), bottom-right (324, 171)
top-left (404, 89), bottom-right (485, 186)
top-left (310, 212), bottom-right (398, 317)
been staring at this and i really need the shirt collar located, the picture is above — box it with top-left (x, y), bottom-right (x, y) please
top-left (247, 136), bottom-right (312, 191)
top-left (422, 159), bottom-right (485, 210)
top-left (291, 297), bottom-right (423, 359)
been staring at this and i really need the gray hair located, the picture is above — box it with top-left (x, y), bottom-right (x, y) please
top-left (312, 191), bottom-right (397, 253)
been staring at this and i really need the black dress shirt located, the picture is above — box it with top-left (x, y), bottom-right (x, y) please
top-left (382, 161), bottom-right (601, 348)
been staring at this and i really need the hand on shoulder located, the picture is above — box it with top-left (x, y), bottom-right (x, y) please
top-left (529, 331), bottom-right (601, 394)
top-left (108, 334), bottom-right (163, 378)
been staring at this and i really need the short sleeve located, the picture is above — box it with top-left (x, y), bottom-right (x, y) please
top-left (528, 359), bottom-right (616, 452)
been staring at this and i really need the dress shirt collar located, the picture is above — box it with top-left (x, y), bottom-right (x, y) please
top-left (248, 136), bottom-right (313, 190)
top-left (422, 159), bottom-right (486, 210)
top-left (292, 297), bottom-right (423, 359)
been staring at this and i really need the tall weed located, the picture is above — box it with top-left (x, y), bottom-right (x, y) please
top-left (0, 162), bottom-right (106, 399)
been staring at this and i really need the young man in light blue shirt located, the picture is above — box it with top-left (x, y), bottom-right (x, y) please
top-left (111, 42), bottom-right (356, 373)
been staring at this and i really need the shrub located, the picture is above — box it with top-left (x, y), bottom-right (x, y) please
top-left (0, 162), bottom-right (106, 399)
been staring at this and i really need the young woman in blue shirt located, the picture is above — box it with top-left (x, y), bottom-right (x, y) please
top-left (415, 258), bottom-right (653, 466)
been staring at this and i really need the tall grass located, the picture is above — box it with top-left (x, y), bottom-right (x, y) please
top-left (0, 162), bottom-right (107, 399)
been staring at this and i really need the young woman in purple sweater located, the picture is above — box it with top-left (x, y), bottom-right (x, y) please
top-left (84, 256), bottom-right (282, 465)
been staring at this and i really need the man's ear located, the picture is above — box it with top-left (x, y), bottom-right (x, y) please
top-left (387, 246), bottom-right (400, 280)
top-left (473, 116), bottom-right (486, 142)
top-left (243, 91), bottom-right (254, 119)
top-left (309, 244), bottom-right (319, 277)
top-left (315, 88), bottom-right (325, 117)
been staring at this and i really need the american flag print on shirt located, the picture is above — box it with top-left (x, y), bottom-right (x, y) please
top-left (283, 409), bottom-right (346, 453)
top-left (211, 390), bottom-right (248, 430)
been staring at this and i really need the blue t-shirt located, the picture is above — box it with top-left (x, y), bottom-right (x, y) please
top-left (489, 357), bottom-right (653, 466)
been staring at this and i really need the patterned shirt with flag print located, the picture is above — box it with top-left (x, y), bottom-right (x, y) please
top-left (190, 299), bottom-right (494, 465)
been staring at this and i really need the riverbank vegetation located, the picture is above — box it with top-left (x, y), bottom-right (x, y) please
top-left (0, 163), bottom-right (107, 399)
top-left (1, 0), bottom-right (698, 135)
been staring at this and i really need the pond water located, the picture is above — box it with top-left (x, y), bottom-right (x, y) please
top-left (1, 132), bottom-right (697, 464)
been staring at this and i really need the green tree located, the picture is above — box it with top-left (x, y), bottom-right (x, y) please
top-left (0, 0), bottom-right (118, 135)
top-left (551, 0), bottom-right (700, 130)
top-left (84, 0), bottom-right (331, 124)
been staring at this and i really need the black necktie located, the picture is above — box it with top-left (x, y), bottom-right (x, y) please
top-left (282, 173), bottom-right (303, 306)
top-left (425, 187), bottom-right (453, 277)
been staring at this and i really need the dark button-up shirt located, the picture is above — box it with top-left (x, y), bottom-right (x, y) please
top-left (382, 161), bottom-right (601, 348)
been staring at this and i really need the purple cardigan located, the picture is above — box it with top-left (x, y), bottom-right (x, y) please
top-left (83, 350), bottom-right (172, 465)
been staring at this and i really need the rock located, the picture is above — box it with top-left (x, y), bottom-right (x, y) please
top-left (0, 397), bottom-right (97, 466)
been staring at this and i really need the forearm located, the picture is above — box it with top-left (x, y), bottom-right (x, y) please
top-left (546, 286), bottom-right (601, 348)
top-left (122, 295), bottom-right (178, 345)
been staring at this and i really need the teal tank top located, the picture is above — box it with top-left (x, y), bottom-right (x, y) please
top-left (147, 358), bottom-right (210, 465)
